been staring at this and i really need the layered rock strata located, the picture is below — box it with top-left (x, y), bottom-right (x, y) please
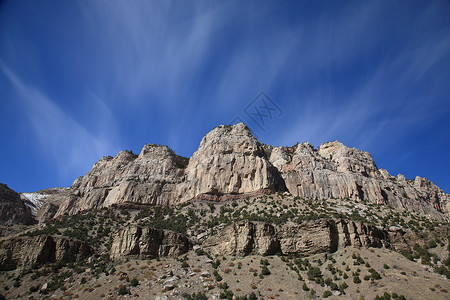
top-left (201, 220), bottom-right (411, 257)
top-left (110, 225), bottom-right (192, 259)
top-left (0, 235), bottom-right (92, 271)
top-left (56, 123), bottom-right (285, 216)
top-left (270, 142), bottom-right (449, 220)
top-left (54, 123), bottom-right (449, 220)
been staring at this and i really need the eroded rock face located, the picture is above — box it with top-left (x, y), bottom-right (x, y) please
top-left (54, 123), bottom-right (448, 220)
top-left (270, 142), bottom-right (449, 220)
top-left (0, 235), bottom-right (92, 271)
top-left (56, 145), bottom-right (186, 216)
top-left (175, 123), bottom-right (285, 203)
top-left (21, 188), bottom-right (69, 224)
top-left (0, 183), bottom-right (35, 226)
top-left (201, 221), bottom-right (279, 256)
top-left (56, 123), bottom-right (286, 216)
top-left (202, 220), bottom-right (410, 257)
top-left (110, 225), bottom-right (192, 259)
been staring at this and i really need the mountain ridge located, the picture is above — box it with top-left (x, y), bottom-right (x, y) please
top-left (1, 123), bottom-right (449, 299)
top-left (51, 123), bottom-right (448, 221)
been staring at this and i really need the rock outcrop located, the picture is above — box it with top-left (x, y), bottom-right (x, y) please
top-left (202, 220), bottom-right (410, 257)
top-left (270, 142), bottom-right (449, 220)
top-left (54, 123), bottom-right (448, 220)
top-left (175, 123), bottom-right (285, 202)
top-left (0, 235), bottom-right (92, 271)
top-left (56, 123), bottom-right (286, 216)
top-left (110, 225), bottom-right (192, 259)
top-left (56, 145), bottom-right (186, 216)
top-left (0, 183), bottom-right (35, 226)
top-left (21, 187), bottom-right (69, 223)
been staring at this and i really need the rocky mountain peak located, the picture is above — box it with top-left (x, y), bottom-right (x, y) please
top-left (138, 144), bottom-right (173, 159)
top-left (318, 141), bottom-right (379, 178)
top-left (175, 123), bottom-right (285, 202)
top-left (196, 123), bottom-right (261, 157)
top-left (48, 123), bottom-right (449, 221)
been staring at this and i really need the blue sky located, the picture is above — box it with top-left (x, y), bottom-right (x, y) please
top-left (1, 0), bottom-right (449, 193)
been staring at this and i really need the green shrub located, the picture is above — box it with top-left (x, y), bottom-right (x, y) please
top-left (130, 278), bottom-right (139, 287)
top-left (187, 292), bottom-right (208, 300)
top-left (118, 285), bottom-right (130, 295)
top-left (260, 265), bottom-right (271, 276)
top-left (323, 290), bottom-right (332, 298)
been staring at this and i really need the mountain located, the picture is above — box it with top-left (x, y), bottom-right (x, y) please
top-left (21, 187), bottom-right (69, 224)
top-left (1, 123), bottom-right (449, 299)
top-left (0, 183), bottom-right (35, 226)
top-left (54, 123), bottom-right (449, 221)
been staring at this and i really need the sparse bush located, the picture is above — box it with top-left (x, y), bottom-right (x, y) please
top-left (187, 292), bottom-right (208, 300)
top-left (130, 278), bottom-right (139, 287)
top-left (118, 285), bottom-right (130, 295)
top-left (323, 290), bottom-right (332, 298)
top-left (260, 265), bottom-right (271, 276)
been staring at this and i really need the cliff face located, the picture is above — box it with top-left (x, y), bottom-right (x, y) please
top-left (201, 220), bottom-right (411, 257)
top-left (54, 123), bottom-right (449, 220)
top-left (175, 123), bottom-right (285, 203)
top-left (56, 123), bottom-right (285, 216)
top-left (0, 183), bottom-right (35, 226)
top-left (0, 235), bottom-right (92, 271)
top-left (20, 187), bottom-right (69, 224)
top-left (270, 141), bottom-right (449, 220)
top-left (56, 145), bottom-right (185, 216)
top-left (110, 225), bottom-right (192, 259)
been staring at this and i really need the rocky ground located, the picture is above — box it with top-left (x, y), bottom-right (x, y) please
top-left (0, 193), bottom-right (449, 299)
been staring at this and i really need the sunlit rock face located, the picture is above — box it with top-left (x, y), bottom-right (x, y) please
top-left (56, 123), bottom-right (286, 216)
top-left (55, 145), bottom-right (185, 216)
top-left (270, 141), bottom-right (449, 221)
top-left (201, 219), bottom-right (412, 257)
top-left (174, 123), bottom-right (286, 203)
top-left (110, 225), bottom-right (192, 259)
top-left (55, 122), bottom-right (448, 221)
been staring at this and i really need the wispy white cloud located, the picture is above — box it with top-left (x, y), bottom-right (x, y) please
top-left (1, 61), bottom-right (119, 180)
top-left (277, 1), bottom-right (450, 152)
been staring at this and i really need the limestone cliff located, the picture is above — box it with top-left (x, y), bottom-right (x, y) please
top-left (175, 123), bottom-right (285, 202)
top-left (110, 225), bottom-right (192, 259)
top-left (270, 142), bottom-right (449, 220)
top-left (20, 187), bottom-right (69, 224)
top-left (0, 235), bottom-right (92, 271)
top-left (56, 123), bottom-right (285, 216)
top-left (54, 123), bottom-right (449, 220)
top-left (201, 220), bottom-right (411, 257)
top-left (56, 145), bottom-right (185, 216)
